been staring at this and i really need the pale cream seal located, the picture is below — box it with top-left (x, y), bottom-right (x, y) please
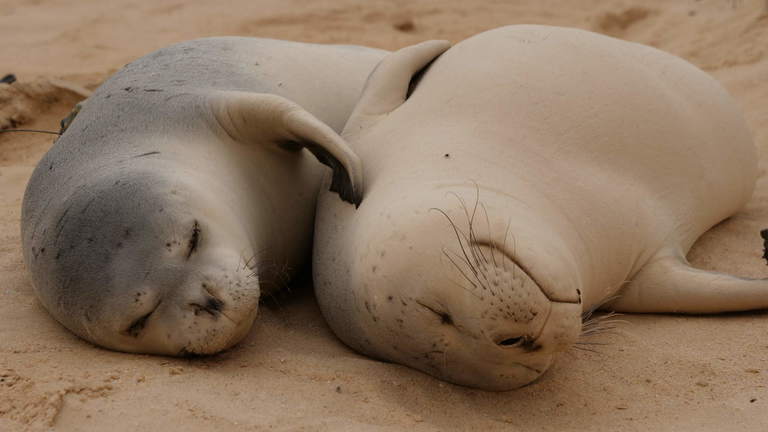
top-left (313, 25), bottom-right (758, 390)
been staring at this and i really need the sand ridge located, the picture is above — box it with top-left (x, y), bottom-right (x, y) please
top-left (1, 0), bottom-right (767, 430)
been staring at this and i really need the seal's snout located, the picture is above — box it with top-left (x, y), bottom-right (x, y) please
top-left (315, 191), bottom-right (586, 390)
top-left (464, 243), bottom-right (581, 348)
top-left (426, 241), bottom-right (581, 388)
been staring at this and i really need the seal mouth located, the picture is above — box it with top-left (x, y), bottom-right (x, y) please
top-left (124, 299), bottom-right (163, 338)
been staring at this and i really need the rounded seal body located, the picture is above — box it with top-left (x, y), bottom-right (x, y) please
top-left (22, 37), bottom-right (385, 355)
top-left (313, 26), bottom-right (756, 389)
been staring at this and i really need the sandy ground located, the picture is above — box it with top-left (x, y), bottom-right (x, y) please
top-left (1, 0), bottom-right (768, 430)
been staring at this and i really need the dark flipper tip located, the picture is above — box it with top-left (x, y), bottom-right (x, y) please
top-left (303, 141), bottom-right (361, 207)
top-left (329, 169), bottom-right (362, 208)
top-left (761, 229), bottom-right (768, 265)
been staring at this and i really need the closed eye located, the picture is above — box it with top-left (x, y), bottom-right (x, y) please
top-left (186, 220), bottom-right (201, 259)
top-left (415, 300), bottom-right (454, 325)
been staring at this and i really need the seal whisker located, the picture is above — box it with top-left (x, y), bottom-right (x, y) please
top-left (469, 201), bottom-right (492, 272)
top-left (447, 192), bottom-right (486, 272)
top-left (434, 194), bottom-right (498, 294)
top-left (444, 247), bottom-right (495, 296)
top-left (576, 293), bottom-right (629, 354)
top-left (573, 341), bottom-right (612, 346)
top-left (577, 309), bottom-right (627, 355)
top-left (452, 193), bottom-right (499, 294)
top-left (471, 247), bottom-right (497, 296)
top-left (241, 246), bottom-right (271, 276)
top-left (446, 269), bottom-right (483, 299)
top-left (242, 253), bottom-right (258, 271)
top-left (580, 330), bottom-right (620, 339)
top-left (430, 207), bottom-right (479, 278)
top-left (581, 325), bottom-right (627, 336)
top-left (442, 248), bottom-right (479, 291)
top-left (501, 217), bottom-right (513, 274)
top-left (581, 295), bottom-right (623, 321)
top-left (468, 185), bottom-right (495, 276)
top-left (581, 314), bottom-right (626, 328)
top-left (571, 345), bottom-right (602, 354)
top-left (454, 248), bottom-right (495, 296)
top-left (581, 325), bottom-right (616, 333)
top-left (466, 191), bottom-right (493, 273)
top-left (582, 316), bottom-right (628, 327)
top-left (479, 202), bottom-right (500, 277)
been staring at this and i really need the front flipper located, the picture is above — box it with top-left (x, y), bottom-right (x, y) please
top-left (211, 91), bottom-right (363, 206)
top-left (607, 251), bottom-right (768, 314)
top-left (344, 40), bottom-right (451, 135)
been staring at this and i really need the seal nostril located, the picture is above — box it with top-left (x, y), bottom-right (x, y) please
top-left (498, 336), bottom-right (523, 347)
top-left (496, 335), bottom-right (542, 352)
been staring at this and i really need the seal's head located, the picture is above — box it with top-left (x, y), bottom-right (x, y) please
top-left (315, 186), bottom-right (584, 390)
top-left (26, 173), bottom-right (260, 355)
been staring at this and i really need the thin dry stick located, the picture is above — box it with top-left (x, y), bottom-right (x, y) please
top-left (0, 129), bottom-right (60, 135)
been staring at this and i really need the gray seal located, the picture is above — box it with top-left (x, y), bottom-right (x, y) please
top-left (22, 37), bottom-right (385, 355)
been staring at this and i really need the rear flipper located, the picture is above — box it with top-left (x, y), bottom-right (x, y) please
top-left (606, 251), bottom-right (768, 314)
